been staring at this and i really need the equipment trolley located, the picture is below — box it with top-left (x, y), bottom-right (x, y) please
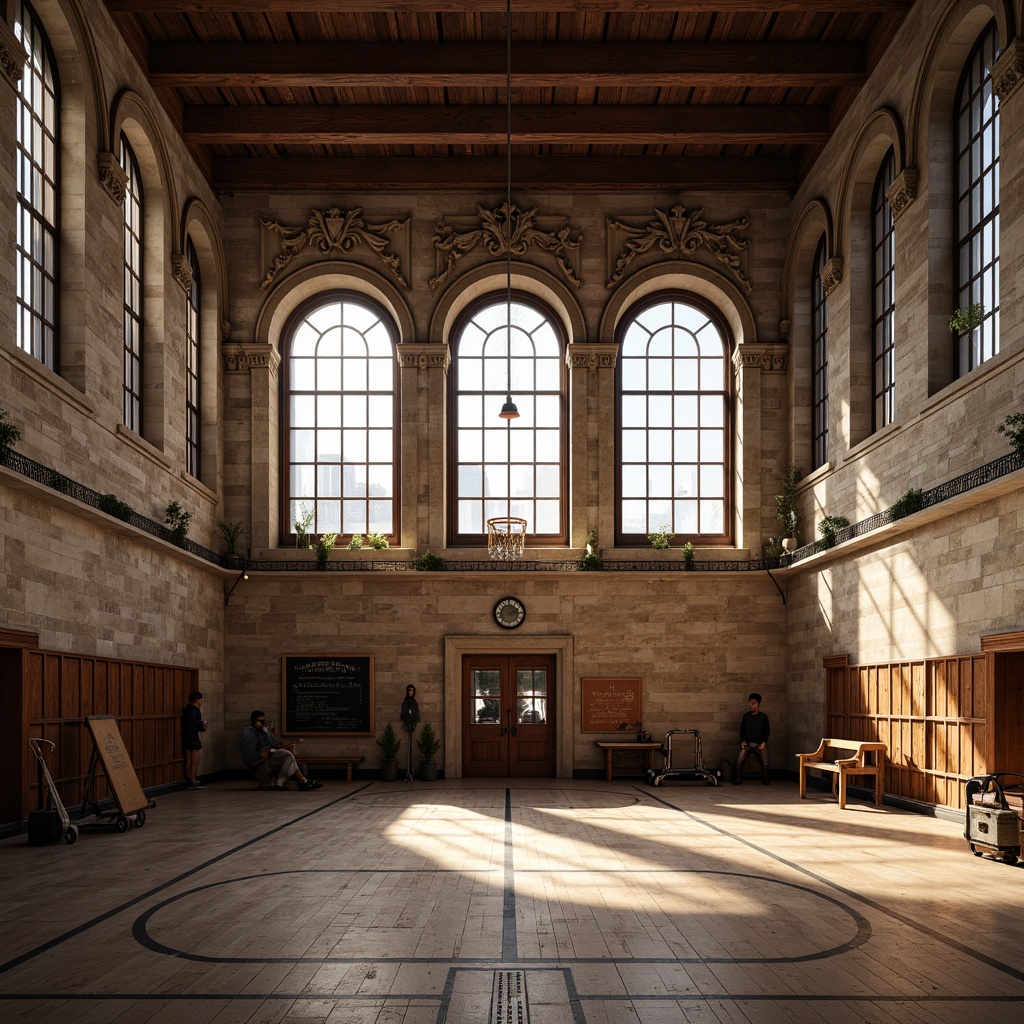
top-left (965, 773), bottom-right (1023, 865)
top-left (27, 738), bottom-right (78, 845)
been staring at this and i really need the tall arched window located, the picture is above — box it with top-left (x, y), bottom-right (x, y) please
top-left (283, 295), bottom-right (398, 543)
top-left (15, 0), bottom-right (59, 370)
top-left (185, 238), bottom-right (201, 478)
top-left (812, 236), bottom-right (829, 470)
top-left (450, 296), bottom-right (567, 546)
top-left (120, 135), bottom-right (144, 432)
top-left (617, 296), bottom-right (730, 545)
top-left (872, 148), bottom-right (896, 430)
top-left (955, 21), bottom-right (1000, 375)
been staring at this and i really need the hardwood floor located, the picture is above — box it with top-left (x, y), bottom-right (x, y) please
top-left (1, 779), bottom-right (1022, 1023)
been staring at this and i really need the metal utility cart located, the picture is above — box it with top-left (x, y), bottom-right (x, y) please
top-left (965, 773), bottom-right (1023, 865)
top-left (27, 738), bottom-right (79, 845)
top-left (647, 728), bottom-right (720, 787)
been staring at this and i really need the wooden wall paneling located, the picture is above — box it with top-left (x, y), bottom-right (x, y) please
top-left (0, 649), bottom-right (27, 824)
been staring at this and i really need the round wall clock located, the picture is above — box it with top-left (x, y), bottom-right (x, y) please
top-left (493, 596), bottom-right (526, 629)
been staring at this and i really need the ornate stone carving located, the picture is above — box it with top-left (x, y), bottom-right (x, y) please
top-left (732, 344), bottom-right (788, 373)
top-left (222, 344), bottom-right (281, 374)
top-left (221, 320), bottom-right (232, 343)
top-left (97, 152), bottom-right (128, 205)
top-left (0, 20), bottom-right (26, 91)
top-left (397, 344), bottom-right (450, 371)
top-left (171, 254), bottom-right (192, 294)
top-left (993, 39), bottom-right (1024, 100)
top-left (606, 205), bottom-right (750, 291)
top-left (430, 202), bottom-right (583, 291)
top-left (566, 344), bottom-right (618, 370)
top-left (779, 320), bottom-right (791, 342)
top-left (886, 168), bottom-right (918, 221)
top-left (820, 256), bottom-right (844, 297)
top-left (260, 207), bottom-right (409, 291)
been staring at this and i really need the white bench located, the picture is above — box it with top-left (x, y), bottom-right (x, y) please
top-left (798, 739), bottom-right (887, 809)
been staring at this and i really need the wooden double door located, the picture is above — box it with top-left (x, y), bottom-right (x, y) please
top-left (462, 654), bottom-right (556, 777)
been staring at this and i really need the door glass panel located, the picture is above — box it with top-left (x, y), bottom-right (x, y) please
top-left (517, 669), bottom-right (548, 724)
top-left (472, 669), bottom-right (501, 724)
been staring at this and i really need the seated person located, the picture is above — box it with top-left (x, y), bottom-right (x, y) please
top-left (734, 692), bottom-right (770, 785)
top-left (241, 710), bottom-right (322, 790)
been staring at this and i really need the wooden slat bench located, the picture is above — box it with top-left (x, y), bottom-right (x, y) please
top-left (302, 756), bottom-right (364, 781)
top-left (798, 739), bottom-right (887, 809)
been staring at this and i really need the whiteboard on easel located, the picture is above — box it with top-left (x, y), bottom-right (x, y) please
top-left (85, 715), bottom-right (149, 814)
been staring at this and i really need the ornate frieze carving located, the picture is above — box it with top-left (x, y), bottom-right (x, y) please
top-left (993, 39), bottom-right (1024, 100)
top-left (397, 343), bottom-right (451, 371)
top-left (259, 207), bottom-right (410, 291)
top-left (171, 254), bottom-right (192, 294)
top-left (885, 168), bottom-right (918, 221)
top-left (430, 202), bottom-right (583, 291)
top-left (97, 152), bottom-right (128, 205)
top-left (606, 205), bottom-right (750, 291)
top-left (221, 320), bottom-right (232, 342)
top-left (566, 344), bottom-right (618, 371)
top-left (0, 20), bottom-right (26, 91)
top-left (732, 344), bottom-right (788, 374)
top-left (819, 256), bottom-right (844, 297)
top-left (222, 344), bottom-right (281, 374)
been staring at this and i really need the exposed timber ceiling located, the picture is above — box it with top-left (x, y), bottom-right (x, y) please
top-left (102, 0), bottom-right (914, 193)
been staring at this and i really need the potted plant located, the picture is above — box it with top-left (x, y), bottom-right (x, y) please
top-left (348, 533), bottom-right (363, 550)
top-left (412, 550), bottom-right (445, 571)
top-left (681, 540), bottom-right (695, 569)
top-left (997, 412), bottom-right (1024, 456)
top-left (579, 529), bottom-right (603, 571)
top-left (294, 503), bottom-right (314, 549)
top-left (949, 302), bottom-right (985, 336)
top-left (165, 500), bottom-right (192, 544)
top-left (377, 722), bottom-right (401, 781)
top-left (776, 466), bottom-right (801, 551)
top-left (218, 521), bottom-right (244, 566)
top-left (314, 532), bottom-right (337, 569)
top-left (887, 488), bottom-right (923, 522)
top-left (416, 722), bottom-right (442, 781)
top-left (763, 537), bottom-right (784, 568)
top-left (646, 524), bottom-right (672, 549)
top-left (818, 514), bottom-right (850, 549)
top-left (99, 493), bottom-right (134, 522)
top-left (366, 531), bottom-right (390, 550)
top-left (0, 408), bottom-right (21, 466)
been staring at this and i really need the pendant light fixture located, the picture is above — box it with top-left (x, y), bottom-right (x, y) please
top-left (498, 0), bottom-right (519, 421)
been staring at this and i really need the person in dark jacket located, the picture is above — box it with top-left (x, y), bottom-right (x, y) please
top-left (181, 690), bottom-right (208, 790)
top-left (734, 692), bottom-right (770, 785)
top-left (241, 710), bottom-right (322, 790)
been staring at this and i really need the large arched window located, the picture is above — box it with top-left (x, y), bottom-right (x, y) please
top-left (616, 296), bottom-right (730, 545)
top-left (15, 0), bottom-right (59, 370)
top-left (185, 238), bottom-right (201, 478)
top-left (450, 296), bottom-right (567, 546)
top-left (955, 21), bottom-right (1000, 375)
top-left (283, 295), bottom-right (398, 543)
top-left (872, 148), bottom-right (896, 431)
top-left (811, 236), bottom-right (829, 470)
top-left (120, 135), bottom-right (144, 432)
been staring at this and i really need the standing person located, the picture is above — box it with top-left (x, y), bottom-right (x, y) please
top-left (734, 692), bottom-right (770, 785)
top-left (400, 685), bottom-right (420, 781)
top-left (181, 690), bottom-right (208, 790)
top-left (241, 710), bottom-right (322, 790)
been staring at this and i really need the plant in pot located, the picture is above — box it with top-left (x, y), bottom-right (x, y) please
top-left (165, 501), bottom-right (192, 544)
top-left (948, 302), bottom-right (985, 336)
top-left (818, 514), bottom-right (850, 549)
top-left (997, 412), bottom-right (1024, 456)
top-left (314, 532), bottom-right (337, 569)
top-left (366, 531), bottom-right (390, 550)
top-left (348, 533), bottom-right (363, 550)
top-left (413, 549), bottom-right (445, 571)
top-left (681, 540), bottom-right (695, 569)
top-left (218, 521), bottom-right (244, 566)
top-left (416, 722), bottom-right (442, 781)
top-left (763, 536), bottom-right (784, 568)
top-left (887, 488), bottom-right (923, 523)
top-left (579, 529), bottom-right (603, 571)
top-left (0, 407), bottom-right (21, 466)
top-left (377, 722), bottom-right (401, 781)
top-left (646, 524), bottom-right (672, 550)
top-left (294, 503), bottom-right (314, 549)
top-left (776, 466), bottom-right (801, 551)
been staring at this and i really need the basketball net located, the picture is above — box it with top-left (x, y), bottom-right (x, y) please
top-left (487, 516), bottom-right (527, 561)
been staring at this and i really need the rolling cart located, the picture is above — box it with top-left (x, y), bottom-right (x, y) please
top-left (647, 729), bottom-right (720, 787)
top-left (27, 738), bottom-right (79, 845)
top-left (965, 773), bottom-right (1023, 865)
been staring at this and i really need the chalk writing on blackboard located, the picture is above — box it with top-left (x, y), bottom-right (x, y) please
top-left (282, 655), bottom-right (374, 736)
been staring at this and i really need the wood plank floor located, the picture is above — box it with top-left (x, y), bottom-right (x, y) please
top-left (1, 778), bottom-right (1022, 1023)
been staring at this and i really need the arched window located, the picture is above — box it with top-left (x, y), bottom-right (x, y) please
top-left (185, 238), bottom-right (201, 478)
top-left (616, 296), bottom-right (730, 545)
top-left (811, 236), bottom-right (829, 470)
top-left (15, 0), bottom-right (59, 370)
top-left (450, 296), bottom-right (567, 546)
top-left (872, 148), bottom-right (896, 430)
top-left (120, 135), bottom-right (144, 432)
top-left (283, 295), bottom-right (398, 543)
top-left (955, 21), bottom-right (1000, 375)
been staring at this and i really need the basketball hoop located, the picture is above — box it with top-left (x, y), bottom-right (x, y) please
top-left (487, 516), bottom-right (527, 562)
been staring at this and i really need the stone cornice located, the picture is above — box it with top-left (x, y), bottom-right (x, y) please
top-left (222, 343), bottom-right (281, 374)
top-left (820, 256), bottom-right (843, 297)
top-left (566, 343), bottom-right (618, 370)
top-left (885, 168), bottom-right (918, 222)
top-left (397, 343), bottom-right (450, 371)
top-left (993, 39), bottom-right (1024, 101)
top-left (171, 254), bottom-right (192, 294)
top-left (97, 151), bottom-right (128, 205)
top-left (0, 20), bottom-right (25, 92)
top-left (732, 343), bottom-right (788, 373)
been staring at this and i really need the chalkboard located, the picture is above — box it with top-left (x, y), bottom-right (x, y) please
top-left (84, 715), bottom-right (150, 814)
top-left (282, 655), bottom-right (374, 736)
top-left (581, 677), bottom-right (643, 733)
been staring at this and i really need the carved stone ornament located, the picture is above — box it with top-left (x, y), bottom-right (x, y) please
top-left (607, 205), bottom-right (750, 291)
top-left (430, 201), bottom-right (583, 292)
top-left (993, 39), bottom-right (1024, 100)
top-left (885, 168), bottom-right (918, 221)
top-left (97, 152), bottom-right (128, 205)
top-left (819, 256), bottom-right (844, 297)
top-left (779, 320), bottom-right (791, 342)
top-left (260, 207), bottom-right (410, 291)
top-left (222, 344), bottom-right (281, 375)
top-left (171, 254), bottom-right (193, 294)
top-left (566, 343), bottom-right (618, 371)
top-left (0, 20), bottom-right (26, 91)
top-left (397, 343), bottom-right (451, 372)
top-left (732, 343), bottom-right (788, 373)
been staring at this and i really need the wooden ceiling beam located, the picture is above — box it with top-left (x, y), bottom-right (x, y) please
top-left (184, 104), bottom-right (830, 145)
top-left (210, 155), bottom-right (800, 192)
top-left (108, 2), bottom-right (912, 13)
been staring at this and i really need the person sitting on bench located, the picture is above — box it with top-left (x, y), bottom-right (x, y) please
top-left (734, 692), bottom-right (770, 785)
top-left (241, 710), bottom-right (322, 790)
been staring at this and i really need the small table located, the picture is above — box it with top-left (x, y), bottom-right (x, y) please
top-left (595, 741), bottom-right (662, 782)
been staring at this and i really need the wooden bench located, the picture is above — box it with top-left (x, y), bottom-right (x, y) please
top-left (301, 756), bottom-right (364, 781)
top-left (798, 739), bottom-right (887, 809)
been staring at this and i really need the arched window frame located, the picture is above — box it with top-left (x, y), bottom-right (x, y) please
top-left (185, 238), bottom-right (201, 479)
top-left (280, 292), bottom-right (400, 545)
top-left (871, 147), bottom-right (896, 431)
top-left (120, 134), bottom-right (144, 433)
top-left (14, 0), bottom-right (60, 370)
top-left (954, 20), bottom-right (1000, 375)
top-left (448, 292), bottom-right (569, 548)
top-left (811, 236), bottom-right (829, 470)
top-left (614, 293), bottom-right (733, 547)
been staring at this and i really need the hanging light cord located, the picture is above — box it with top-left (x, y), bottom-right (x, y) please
top-left (499, 0), bottom-right (519, 421)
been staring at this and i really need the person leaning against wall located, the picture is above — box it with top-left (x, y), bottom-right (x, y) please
top-left (181, 690), bottom-right (208, 790)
